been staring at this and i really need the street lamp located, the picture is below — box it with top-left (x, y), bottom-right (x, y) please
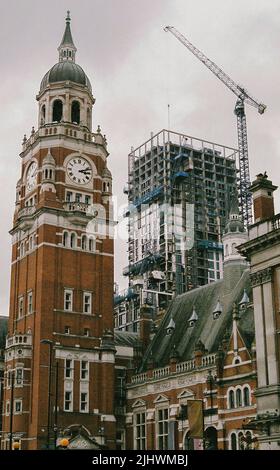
top-left (40, 339), bottom-right (54, 449)
top-left (12, 441), bottom-right (20, 451)
top-left (58, 438), bottom-right (69, 450)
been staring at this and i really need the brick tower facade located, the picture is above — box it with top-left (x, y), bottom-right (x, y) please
top-left (1, 13), bottom-right (116, 450)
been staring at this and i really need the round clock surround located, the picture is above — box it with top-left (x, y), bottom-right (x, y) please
top-left (66, 156), bottom-right (93, 185)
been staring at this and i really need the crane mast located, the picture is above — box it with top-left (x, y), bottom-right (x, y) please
top-left (164, 25), bottom-right (266, 227)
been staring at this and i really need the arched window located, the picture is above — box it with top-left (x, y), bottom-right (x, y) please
top-left (41, 105), bottom-right (46, 124)
top-left (71, 101), bottom-right (80, 124)
top-left (70, 233), bottom-right (76, 248)
top-left (87, 108), bottom-right (91, 128)
top-left (52, 99), bottom-right (63, 122)
top-left (228, 390), bottom-right (235, 409)
top-left (236, 388), bottom-right (242, 407)
top-left (204, 426), bottom-right (218, 450)
top-left (233, 356), bottom-right (241, 365)
top-left (89, 237), bottom-right (95, 252)
top-left (63, 232), bottom-right (69, 247)
top-left (238, 431), bottom-right (245, 450)
top-left (81, 235), bottom-right (87, 250)
top-left (20, 242), bottom-right (24, 257)
top-left (31, 234), bottom-right (36, 249)
top-left (231, 242), bottom-right (237, 254)
top-left (243, 386), bottom-right (250, 407)
top-left (230, 433), bottom-right (237, 450)
top-left (29, 236), bottom-right (33, 251)
top-left (244, 431), bottom-right (253, 450)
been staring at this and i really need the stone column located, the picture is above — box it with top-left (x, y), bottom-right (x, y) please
top-left (251, 268), bottom-right (279, 387)
top-left (251, 280), bottom-right (268, 388)
top-left (263, 278), bottom-right (279, 385)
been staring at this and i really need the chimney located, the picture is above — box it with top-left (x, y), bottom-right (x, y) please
top-left (250, 173), bottom-right (278, 223)
top-left (193, 339), bottom-right (206, 368)
top-left (139, 305), bottom-right (153, 350)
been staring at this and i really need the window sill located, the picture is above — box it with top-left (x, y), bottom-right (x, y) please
top-left (54, 309), bottom-right (97, 316)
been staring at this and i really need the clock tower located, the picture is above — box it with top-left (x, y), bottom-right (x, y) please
top-left (2, 13), bottom-right (116, 450)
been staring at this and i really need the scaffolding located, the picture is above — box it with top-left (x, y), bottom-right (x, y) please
top-left (115, 129), bottom-right (239, 332)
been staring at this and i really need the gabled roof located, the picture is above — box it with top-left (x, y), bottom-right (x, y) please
top-left (139, 263), bottom-right (254, 371)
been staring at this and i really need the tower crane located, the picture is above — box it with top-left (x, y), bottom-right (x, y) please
top-left (164, 26), bottom-right (266, 227)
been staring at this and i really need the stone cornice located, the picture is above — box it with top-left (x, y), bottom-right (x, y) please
top-left (238, 229), bottom-right (280, 260)
top-left (250, 267), bottom-right (273, 287)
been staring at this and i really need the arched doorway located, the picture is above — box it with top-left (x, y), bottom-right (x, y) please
top-left (184, 431), bottom-right (194, 450)
top-left (204, 426), bottom-right (218, 450)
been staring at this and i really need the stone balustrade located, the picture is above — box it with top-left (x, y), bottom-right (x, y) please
top-left (130, 354), bottom-right (217, 385)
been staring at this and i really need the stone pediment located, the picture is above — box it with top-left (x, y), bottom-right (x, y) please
top-left (67, 433), bottom-right (100, 449)
top-left (177, 389), bottom-right (194, 399)
top-left (153, 394), bottom-right (169, 404)
top-left (132, 399), bottom-right (146, 408)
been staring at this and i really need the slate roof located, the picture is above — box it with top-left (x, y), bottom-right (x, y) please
top-left (140, 263), bottom-right (254, 371)
top-left (40, 62), bottom-right (92, 93)
top-left (114, 331), bottom-right (141, 348)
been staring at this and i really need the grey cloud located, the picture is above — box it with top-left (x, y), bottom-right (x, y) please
top-left (1, 0), bottom-right (280, 311)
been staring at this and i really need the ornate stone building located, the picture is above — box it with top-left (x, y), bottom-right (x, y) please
top-left (124, 203), bottom-right (259, 450)
top-left (1, 13), bottom-right (115, 450)
top-left (239, 173), bottom-right (280, 449)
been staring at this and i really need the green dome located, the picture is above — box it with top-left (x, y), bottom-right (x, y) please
top-left (40, 61), bottom-right (92, 93)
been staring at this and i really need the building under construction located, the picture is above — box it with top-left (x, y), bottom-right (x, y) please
top-left (114, 129), bottom-right (239, 332)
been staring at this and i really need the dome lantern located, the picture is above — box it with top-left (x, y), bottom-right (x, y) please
top-left (39, 12), bottom-right (92, 95)
top-left (37, 13), bottom-right (94, 130)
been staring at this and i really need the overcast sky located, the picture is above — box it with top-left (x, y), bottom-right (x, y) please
top-left (0, 0), bottom-right (280, 314)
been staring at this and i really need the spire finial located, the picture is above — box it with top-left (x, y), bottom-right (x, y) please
top-left (58, 11), bottom-right (77, 62)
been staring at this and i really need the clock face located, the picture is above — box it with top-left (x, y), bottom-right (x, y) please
top-left (66, 157), bottom-right (93, 185)
top-left (26, 161), bottom-right (38, 192)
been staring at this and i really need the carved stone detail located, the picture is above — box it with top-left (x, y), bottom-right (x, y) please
top-left (250, 267), bottom-right (272, 287)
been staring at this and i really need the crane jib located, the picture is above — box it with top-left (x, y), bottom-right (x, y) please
top-left (164, 25), bottom-right (266, 228)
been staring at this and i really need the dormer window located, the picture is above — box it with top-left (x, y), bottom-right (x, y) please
top-left (213, 299), bottom-right (222, 320)
top-left (188, 307), bottom-right (198, 327)
top-left (239, 289), bottom-right (250, 309)
top-left (166, 317), bottom-right (175, 335)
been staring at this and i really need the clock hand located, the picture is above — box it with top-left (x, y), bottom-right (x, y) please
top-left (79, 168), bottom-right (91, 174)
